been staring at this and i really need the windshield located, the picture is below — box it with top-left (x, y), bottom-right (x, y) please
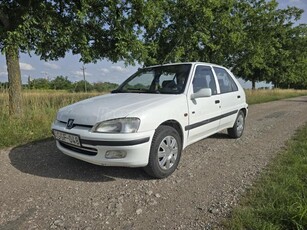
top-left (113, 64), bottom-right (192, 94)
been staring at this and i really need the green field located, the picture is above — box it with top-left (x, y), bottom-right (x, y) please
top-left (0, 89), bottom-right (307, 148)
top-left (225, 124), bottom-right (307, 230)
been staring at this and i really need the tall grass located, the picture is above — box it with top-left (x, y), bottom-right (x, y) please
top-left (0, 89), bottom-right (307, 148)
top-left (0, 90), bottom-right (100, 148)
top-left (226, 124), bottom-right (307, 229)
top-left (245, 88), bottom-right (307, 105)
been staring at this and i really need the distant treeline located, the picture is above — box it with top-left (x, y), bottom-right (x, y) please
top-left (0, 76), bottom-right (119, 92)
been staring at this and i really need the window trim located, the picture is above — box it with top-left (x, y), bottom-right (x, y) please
top-left (191, 64), bottom-right (219, 95)
top-left (213, 66), bottom-right (239, 94)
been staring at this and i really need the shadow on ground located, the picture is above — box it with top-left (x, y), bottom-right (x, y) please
top-left (209, 132), bottom-right (230, 139)
top-left (9, 139), bottom-right (149, 182)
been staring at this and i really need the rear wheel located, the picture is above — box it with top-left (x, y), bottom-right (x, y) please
top-left (144, 125), bottom-right (182, 179)
top-left (227, 110), bottom-right (245, 138)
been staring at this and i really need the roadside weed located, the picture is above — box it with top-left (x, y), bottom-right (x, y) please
top-left (226, 124), bottom-right (307, 230)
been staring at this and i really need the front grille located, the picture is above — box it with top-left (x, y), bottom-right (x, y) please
top-left (58, 120), bottom-right (93, 129)
top-left (59, 142), bottom-right (98, 156)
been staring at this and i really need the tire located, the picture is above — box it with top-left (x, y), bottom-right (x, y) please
top-left (144, 125), bottom-right (182, 179)
top-left (227, 110), bottom-right (245, 138)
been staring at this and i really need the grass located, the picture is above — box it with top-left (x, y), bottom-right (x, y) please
top-left (0, 90), bottom-right (100, 148)
top-left (245, 89), bottom-right (307, 105)
top-left (0, 89), bottom-right (307, 148)
top-left (225, 124), bottom-right (307, 230)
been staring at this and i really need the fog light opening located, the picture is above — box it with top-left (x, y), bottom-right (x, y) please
top-left (105, 150), bottom-right (127, 159)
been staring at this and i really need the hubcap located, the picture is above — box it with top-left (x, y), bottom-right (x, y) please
top-left (158, 136), bottom-right (178, 170)
top-left (236, 114), bottom-right (244, 134)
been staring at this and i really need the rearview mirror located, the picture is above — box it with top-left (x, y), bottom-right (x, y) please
top-left (191, 88), bottom-right (212, 99)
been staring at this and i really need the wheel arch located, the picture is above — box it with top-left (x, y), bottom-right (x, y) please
top-left (158, 120), bottom-right (184, 145)
top-left (240, 108), bottom-right (247, 117)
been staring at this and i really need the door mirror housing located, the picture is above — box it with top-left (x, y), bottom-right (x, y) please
top-left (191, 88), bottom-right (212, 99)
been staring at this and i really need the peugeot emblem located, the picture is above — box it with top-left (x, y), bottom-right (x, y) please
top-left (66, 119), bottom-right (74, 129)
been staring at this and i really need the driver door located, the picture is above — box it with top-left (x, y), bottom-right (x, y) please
top-left (186, 65), bottom-right (221, 144)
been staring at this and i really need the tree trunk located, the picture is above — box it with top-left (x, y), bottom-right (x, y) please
top-left (5, 45), bottom-right (23, 116)
top-left (252, 80), bottom-right (256, 90)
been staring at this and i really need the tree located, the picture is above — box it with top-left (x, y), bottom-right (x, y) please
top-left (0, 0), bottom-right (147, 115)
top-left (289, 24), bottom-right (307, 88)
top-left (231, 0), bottom-right (303, 89)
top-left (93, 82), bottom-right (118, 92)
top-left (142, 0), bottom-right (243, 66)
top-left (28, 78), bottom-right (50, 89)
top-left (72, 80), bottom-right (94, 92)
top-left (50, 76), bottom-right (72, 90)
top-left (0, 1), bottom-right (74, 115)
top-left (270, 24), bottom-right (307, 88)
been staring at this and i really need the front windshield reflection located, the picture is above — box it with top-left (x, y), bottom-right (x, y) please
top-left (114, 64), bottom-right (192, 94)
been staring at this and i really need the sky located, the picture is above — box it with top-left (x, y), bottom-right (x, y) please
top-left (0, 0), bottom-right (306, 88)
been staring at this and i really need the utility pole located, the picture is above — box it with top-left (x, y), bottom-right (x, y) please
top-left (81, 65), bottom-right (87, 92)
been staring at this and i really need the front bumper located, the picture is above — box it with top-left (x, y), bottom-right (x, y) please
top-left (52, 121), bottom-right (155, 167)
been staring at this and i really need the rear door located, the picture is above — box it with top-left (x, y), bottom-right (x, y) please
top-left (213, 67), bottom-right (241, 129)
top-left (186, 65), bottom-right (221, 144)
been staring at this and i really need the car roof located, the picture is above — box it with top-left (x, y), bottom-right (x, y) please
top-left (146, 62), bottom-right (227, 69)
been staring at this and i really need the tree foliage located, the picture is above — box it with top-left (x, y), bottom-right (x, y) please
top-left (28, 78), bottom-right (50, 90)
top-left (142, 0), bottom-right (243, 66)
top-left (139, 0), bottom-right (307, 89)
top-left (0, 0), bottom-right (146, 115)
top-left (271, 24), bottom-right (307, 89)
top-left (231, 0), bottom-right (304, 89)
top-left (24, 76), bottom-right (119, 92)
top-left (50, 76), bottom-right (73, 90)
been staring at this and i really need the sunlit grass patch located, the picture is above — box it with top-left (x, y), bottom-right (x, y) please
top-left (225, 124), bottom-right (307, 230)
top-left (245, 89), bottom-right (307, 105)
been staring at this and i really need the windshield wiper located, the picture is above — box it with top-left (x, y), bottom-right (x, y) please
top-left (127, 88), bottom-right (146, 91)
top-left (111, 89), bottom-right (123, 93)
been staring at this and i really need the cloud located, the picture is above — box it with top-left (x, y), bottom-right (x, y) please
top-left (0, 71), bottom-right (7, 76)
top-left (100, 68), bottom-right (110, 74)
top-left (110, 66), bottom-right (128, 73)
top-left (44, 62), bottom-right (60, 69)
top-left (72, 70), bottom-right (92, 76)
top-left (20, 62), bottom-right (35, 71)
top-left (99, 68), bottom-right (110, 76)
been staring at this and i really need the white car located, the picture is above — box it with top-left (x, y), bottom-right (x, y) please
top-left (52, 62), bottom-right (248, 178)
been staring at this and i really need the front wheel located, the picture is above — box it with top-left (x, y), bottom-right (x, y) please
top-left (144, 125), bottom-right (182, 179)
top-left (227, 110), bottom-right (245, 138)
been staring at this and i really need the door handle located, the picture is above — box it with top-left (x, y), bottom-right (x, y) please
top-left (237, 95), bottom-right (241, 99)
top-left (215, 100), bottom-right (220, 104)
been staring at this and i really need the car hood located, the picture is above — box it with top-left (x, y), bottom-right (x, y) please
top-left (57, 93), bottom-right (171, 126)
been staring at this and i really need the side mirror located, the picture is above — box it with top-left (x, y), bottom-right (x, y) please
top-left (191, 88), bottom-right (212, 99)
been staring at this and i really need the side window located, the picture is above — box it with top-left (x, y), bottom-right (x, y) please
top-left (193, 66), bottom-right (217, 95)
top-left (213, 67), bottom-right (238, 94)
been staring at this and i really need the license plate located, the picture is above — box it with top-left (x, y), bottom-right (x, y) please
top-left (53, 130), bottom-right (81, 147)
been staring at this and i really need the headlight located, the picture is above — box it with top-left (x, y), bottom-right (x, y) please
top-left (91, 118), bottom-right (140, 133)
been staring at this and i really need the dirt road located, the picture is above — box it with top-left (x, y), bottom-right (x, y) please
top-left (1, 96), bottom-right (307, 230)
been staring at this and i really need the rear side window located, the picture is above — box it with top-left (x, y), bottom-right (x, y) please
top-left (213, 67), bottom-right (238, 94)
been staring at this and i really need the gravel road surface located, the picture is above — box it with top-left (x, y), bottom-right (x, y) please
top-left (1, 96), bottom-right (307, 230)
